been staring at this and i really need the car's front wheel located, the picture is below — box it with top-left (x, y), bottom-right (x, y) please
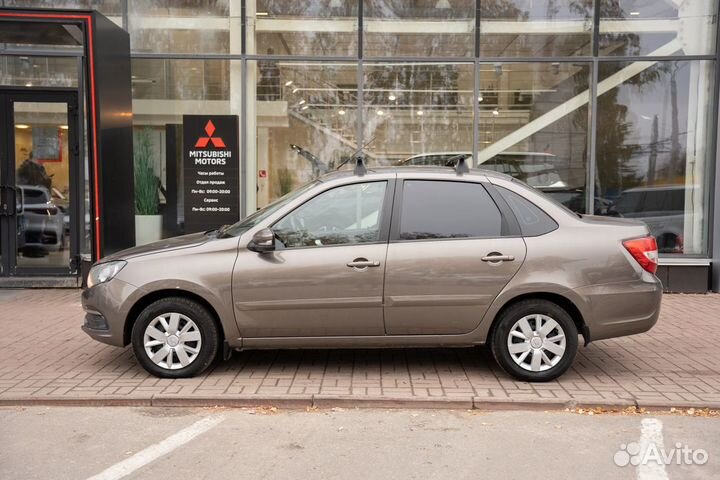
top-left (490, 299), bottom-right (578, 382)
top-left (131, 297), bottom-right (219, 378)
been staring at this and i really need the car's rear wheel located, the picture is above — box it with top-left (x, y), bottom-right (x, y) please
top-left (490, 299), bottom-right (578, 382)
top-left (131, 297), bottom-right (219, 378)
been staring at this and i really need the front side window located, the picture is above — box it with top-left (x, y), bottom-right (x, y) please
top-left (274, 181), bottom-right (387, 249)
top-left (398, 181), bottom-right (502, 240)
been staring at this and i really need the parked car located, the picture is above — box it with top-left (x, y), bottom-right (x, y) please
top-left (397, 151), bottom-right (568, 188)
top-left (17, 185), bottom-right (65, 254)
top-left (609, 185), bottom-right (688, 253)
top-left (82, 166), bottom-right (662, 382)
top-left (541, 187), bottom-right (615, 216)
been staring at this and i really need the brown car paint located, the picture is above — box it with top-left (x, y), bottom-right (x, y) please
top-left (82, 167), bottom-right (661, 353)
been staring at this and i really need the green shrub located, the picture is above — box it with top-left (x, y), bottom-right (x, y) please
top-left (134, 128), bottom-right (159, 215)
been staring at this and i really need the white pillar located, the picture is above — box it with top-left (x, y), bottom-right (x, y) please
top-left (245, 0), bottom-right (258, 214)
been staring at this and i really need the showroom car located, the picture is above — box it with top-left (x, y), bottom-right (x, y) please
top-left (17, 185), bottom-right (66, 255)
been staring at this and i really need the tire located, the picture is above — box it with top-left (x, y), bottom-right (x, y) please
top-left (131, 297), bottom-right (220, 378)
top-left (490, 299), bottom-right (578, 382)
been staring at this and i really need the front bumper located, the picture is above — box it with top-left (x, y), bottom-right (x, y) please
top-left (81, 278), bottom-right (141, 347)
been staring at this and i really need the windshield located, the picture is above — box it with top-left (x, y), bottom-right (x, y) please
top-left (219, 180), bottom-right (320, 237)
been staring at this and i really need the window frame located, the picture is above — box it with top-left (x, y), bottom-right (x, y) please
top-left (269, 179), bottom-right (396, 251)
top-left (388, 178), bottom-right (521, 243)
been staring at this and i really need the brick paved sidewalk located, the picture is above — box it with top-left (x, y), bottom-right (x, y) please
top-left (1, 289), bottom-right (719, 410)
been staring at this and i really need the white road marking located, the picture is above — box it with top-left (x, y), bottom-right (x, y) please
top-left (86, 414), bottom-right (225, 480)
top-left (637, 418), bottom-right (669, 480)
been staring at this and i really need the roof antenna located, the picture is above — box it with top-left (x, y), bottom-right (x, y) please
top-left (336, 135), bottom-right (376, 170)
top-left (353, 153), bottom-right (367, 176)
top-left (455, 155), bottom-right (470, 175)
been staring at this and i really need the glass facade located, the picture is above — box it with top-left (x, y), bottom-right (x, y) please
top-left (2, 0), bottom-right (718, 261)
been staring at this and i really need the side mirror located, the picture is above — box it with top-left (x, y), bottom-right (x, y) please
top-left (247, 228), bottom-right (276, 253)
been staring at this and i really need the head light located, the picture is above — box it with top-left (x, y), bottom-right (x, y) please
top-left (87, 261), bottom-right (127, 288)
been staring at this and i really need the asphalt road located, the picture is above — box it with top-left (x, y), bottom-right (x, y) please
top-left (1, 407), bottom-right (718, 480)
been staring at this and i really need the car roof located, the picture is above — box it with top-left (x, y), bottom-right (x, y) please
top-left (621, 185), bottom-right (689, 193)
top-left (319, 166), bottom-right (512, 182)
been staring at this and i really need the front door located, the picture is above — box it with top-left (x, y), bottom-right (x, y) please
top-left (0, 91), bottom-right (80, 277)
top-left (233, 180), bottom-right (393, 338)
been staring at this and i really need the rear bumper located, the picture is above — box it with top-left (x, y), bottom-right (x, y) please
top-left (575, 273), bottom-right (663, 342)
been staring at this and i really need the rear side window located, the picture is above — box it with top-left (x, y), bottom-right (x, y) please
top-left (497, 186), bottom-right (557, 237)
top-left (398, 180), bottom-right (502, 240)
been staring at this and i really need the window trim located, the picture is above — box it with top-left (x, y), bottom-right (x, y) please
top-left (269, 179), bottom-right (395, 251)
top-left (388, 178), bottom-right (521, 243)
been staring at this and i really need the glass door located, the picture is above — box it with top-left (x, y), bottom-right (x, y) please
top-left (0, 91), bottom-right (80, 276)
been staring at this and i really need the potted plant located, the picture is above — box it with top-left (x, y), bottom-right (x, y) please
top-left (134, 128), bottom-right (161, 245)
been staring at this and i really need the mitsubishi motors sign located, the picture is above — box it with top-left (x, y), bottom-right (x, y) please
top-left (183, 115), bottom-right (240, 233)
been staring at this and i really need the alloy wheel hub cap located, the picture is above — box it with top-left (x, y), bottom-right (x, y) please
top-left (143, 312), bottom-right (202, 370)
top-left (507, 314), bottom-right (567, 373)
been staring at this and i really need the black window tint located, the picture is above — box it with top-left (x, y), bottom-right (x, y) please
top-left (399, 181), bottom-right (502, 240)
top-left (23, 189), bottom-right (48, 203)
top-left (497, 186), bottom-right (558, 237)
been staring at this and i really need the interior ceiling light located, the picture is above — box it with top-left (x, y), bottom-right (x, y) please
top-left (15, 124), bottom-right (30, 129)
top-left (298, 99), bottom-right (306, 105)
top-left (376, 109), bottom-right (385, 116)
top-left (629, 11), bottom-right (640, 16)
top-left (60, 125), bottom-right (69, 130)
top-left (492, 109), bottom-right (499, 116)
top-left (256, 11), bottom-right (269, 16)
top-left (301, 105), bottom-right (309, 110)
top-left (416, 110), bottom-right (424, 116)
top-left (478, 94), bottom-right (484, 102)
top-left (388, 94), bottom-right (396, 101)
top-left (292, 87), bottom-right (300, 93)
top-left (284, 80), bottom-right (294, 87)
top-left (25, 82), bottom-right (32, 87)
top-left (338, 109), bottom-right (346, 115)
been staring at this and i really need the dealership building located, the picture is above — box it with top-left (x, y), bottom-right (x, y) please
top-left (1, 0), bottom-right (719, 292)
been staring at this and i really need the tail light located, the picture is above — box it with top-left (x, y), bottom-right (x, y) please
top-left (623, 236), bottom-right (658, 274)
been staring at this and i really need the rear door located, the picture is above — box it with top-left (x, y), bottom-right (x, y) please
top-left (383, 178), bottom-right (526, 335)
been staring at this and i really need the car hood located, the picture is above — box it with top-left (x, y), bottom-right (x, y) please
top-left (101, 232), bottom-right (210, 262)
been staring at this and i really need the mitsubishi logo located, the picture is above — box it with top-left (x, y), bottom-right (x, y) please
top-left (195, 120), bottom-right (226, 148)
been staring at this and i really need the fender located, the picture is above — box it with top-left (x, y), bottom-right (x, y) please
top-left (468, 282), bottom-right (592, 343)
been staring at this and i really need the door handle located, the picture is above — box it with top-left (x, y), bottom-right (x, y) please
top-left (481, 253), bottom-right (515, 262)
top-left (347, 258), bottom-right (381, 268)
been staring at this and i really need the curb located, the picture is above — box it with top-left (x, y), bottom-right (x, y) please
top-left (151, 394), bottom-right (313, 409)
top-left (0, 396), bottom-right (152, 407)
top-left (1, 394), bottom-right (719, 411)
top-left (313, 395), bottom-right (473, 410)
